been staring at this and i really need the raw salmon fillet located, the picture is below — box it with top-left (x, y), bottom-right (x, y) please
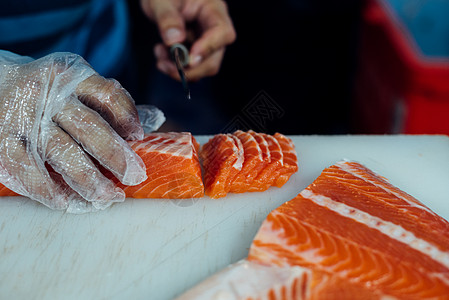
top-left (246, 131), bottom-right (297, 192)
top-left (180, 160), bottom-right (448, 299)
top-left (0, 184), bottom-right (19, 196)
top-left (228, 130), bottom-right (264, 193)
top-left (249, 130), bottom-right (271, 165)
top-left (200, 134), bottom-right (244, 199)
top-left (177, 260), bottom-right (392, 300)
top-left (112, 132), bottom-right (204, 198)
top-left (0, 132), bottom-right (204, 199)
top-left (248, 160), bottom-right (449, 299)
top-left (273, 132), bottom-right (299, 188)
top-left (176, 260), bottom-right (312, 300)
top-left (247, 133), bottom-right (284, 192)
top-left (200, 131), bottom-right (298, 198)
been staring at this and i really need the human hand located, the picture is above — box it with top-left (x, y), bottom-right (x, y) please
top-left (0, 51), bottom-right (147, 212)
top-left (141, 0), bottom-right (236, 81)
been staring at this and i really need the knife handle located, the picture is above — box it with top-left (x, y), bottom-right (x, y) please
top-left (170, 43), bottom-right (190, 67)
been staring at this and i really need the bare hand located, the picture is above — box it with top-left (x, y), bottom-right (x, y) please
top-left (141, 0), bottom-right (236, 81)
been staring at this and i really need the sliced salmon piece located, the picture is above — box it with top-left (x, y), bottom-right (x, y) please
top-left (273, 133), bottom-right (298, 188)
top-left (114, 132), bottom-right (204, 198)
top-left (200, 130), bottom-right (298, 197)
top-left (248, 130), bottom-right (271, 165)
top-left (200, 134), bottom-right (244, 199)
top-left (247, 133), bottom-right (284, 192)
top-left (228, 130), bottom-right (264, 193)
top-left (249, 160), bottom-right (449, 298)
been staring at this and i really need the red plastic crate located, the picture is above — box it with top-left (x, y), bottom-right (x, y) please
top-left (353, 0), bottom-right (449, 134)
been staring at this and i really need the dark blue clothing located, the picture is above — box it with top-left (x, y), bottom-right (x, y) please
top-left (0, 0), bottom-right (129, 77)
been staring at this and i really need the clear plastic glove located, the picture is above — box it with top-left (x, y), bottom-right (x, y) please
top-left (0, 51), bottom-right (148, 212)
top-left (137, 104), bottom-right (166, 134)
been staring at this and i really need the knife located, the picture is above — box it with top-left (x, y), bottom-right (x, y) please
top-left (170, 43), bottom-right (191, 100)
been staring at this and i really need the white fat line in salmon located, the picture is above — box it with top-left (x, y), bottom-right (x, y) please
top-left (130, 136), bottom-right (163, 151)
top-left (335, 161), bottom-right (436, 215)
top-left (300, 189), bottom-right (449, 271)
top-left (275, 141), bottom-right (284, 167)
top-left (267, 136), bottom-right (284, 167)
top-left (229, 134), bottom-right (244, 171)
top-left (161, 143), bottom-right (191, 157)
top-left (236, 132), bottom-right (263, 161)
top-left (135, 137), bottom-right (193, 158)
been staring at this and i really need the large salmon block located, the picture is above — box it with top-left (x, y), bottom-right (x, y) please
top-left (249, 160), bottom-right (449, 298)
top-left (114, 132), bottom-right (204, 199)
top-left (180, 160), bottom-right (449, 299)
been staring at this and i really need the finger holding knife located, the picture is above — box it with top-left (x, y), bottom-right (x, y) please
top-left (141, 0), bottom-right (236, 82)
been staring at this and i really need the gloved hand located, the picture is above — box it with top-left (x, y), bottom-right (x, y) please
top-left (0, 51), bottom-right (147, 212)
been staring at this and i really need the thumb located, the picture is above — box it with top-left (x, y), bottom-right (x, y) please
top-left (143, 0), bottom-right (186, 46)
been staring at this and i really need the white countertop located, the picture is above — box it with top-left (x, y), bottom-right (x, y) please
top-left (1, 135), bottom-right (448, 300)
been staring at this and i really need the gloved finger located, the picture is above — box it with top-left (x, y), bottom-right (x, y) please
top-left (0, 136), bottom-right (72, 210)
top-left (44, 125), bottom-right (125, 208)
top-left (53, 99), bottom-right (147, 186)
top-left (141, 0), bottom-right (185, 45)
top-left (184, 0), bottom-right (236, 67)
top-left (76, 74), bottom-right (144, 141)
top-left (185, 48), bottom-right (225, 81)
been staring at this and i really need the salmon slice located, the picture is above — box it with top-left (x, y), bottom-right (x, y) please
top-left (248, 130), bottom-right (271, 165)
top-left (247, 133), bottom-right (284, 192)
top-left (114, 132), bottom-right (204, 198)
top-left (248, 160), bottom-right (449, 298)
top-left (200, 134), bottom-right (244, 199)
top-left (273, 133), bottom-right (299, 188)
top-left (228, 130), bottom-right (264, 193)
top-left (200, 130), bottom-right (298, 198)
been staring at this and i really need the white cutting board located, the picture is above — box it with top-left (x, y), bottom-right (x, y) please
top-left (1, 135), bottom-right (448, 300)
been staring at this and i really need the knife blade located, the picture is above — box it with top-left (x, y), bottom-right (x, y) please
top-left (170, 43), bottom-right (191, 100)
